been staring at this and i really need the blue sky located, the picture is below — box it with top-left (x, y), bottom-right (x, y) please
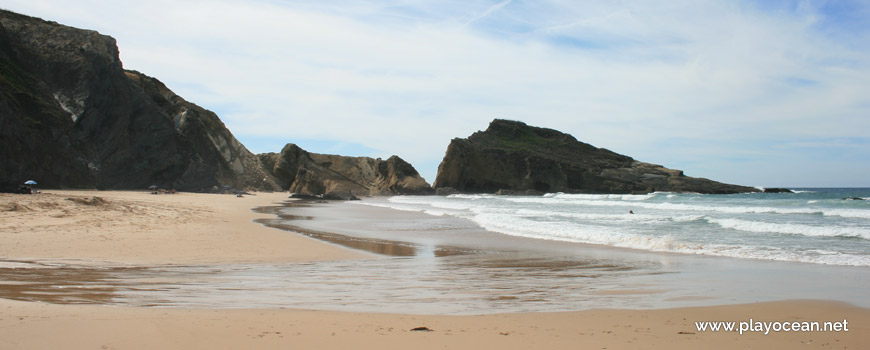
top-left (3, 0), bottom-right (869, 187)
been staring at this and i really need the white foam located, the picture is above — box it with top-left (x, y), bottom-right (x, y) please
top-left (549, 192), bottom-right (659, 201)
top-left (541, 192), bottom-right (664, 201)
top-left (512, 197), bottom-right (870, 219)
top-left (388, 196), bottom-right (474, 212)
top-left (515, 208), bottom-right (703, 224)
top-left (371, 194), bottom-right (870, 267)
top-left (470, 212), bottom-right (681, 251)
top-left (707, 218), bottom-right (870, 239)
top-left (446, 194), bottom-right (492, 200)
top-left (354, 201), bottom-right (423, 212)
top-left (676, 244), bottom-right (870, 266)
top-left (822, 209), bottom-right (870, 219)
top-left (469, 213), bottom-right (870, 266)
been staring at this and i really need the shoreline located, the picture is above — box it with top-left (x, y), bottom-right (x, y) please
top-left (1, 190), bottom-right (868, 348)
top-left (266, 198), bottom-right (870, 311)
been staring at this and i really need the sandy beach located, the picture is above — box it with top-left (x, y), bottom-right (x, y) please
top-left (1, 190), bottom-right (867, 349)
top-left (0, 190), bottom-right (366, 265)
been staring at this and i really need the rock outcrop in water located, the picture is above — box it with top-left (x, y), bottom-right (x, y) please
top-left (259, 144), bottom-right (432, 199)
top-left (433, 119), bottom-right (758, 194)
top-left (0, 10), bottom-right (430, 196)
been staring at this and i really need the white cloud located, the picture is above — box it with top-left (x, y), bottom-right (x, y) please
top-left (3, 0), bottom-right (869, 186)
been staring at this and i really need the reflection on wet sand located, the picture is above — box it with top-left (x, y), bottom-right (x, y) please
top-left (255, 201), bottom-right (484, 258)
top-left (254, 201), bottom-right (417, 257)
top-left (0, 251), bottom-right (669, 314)
top-left (256, 218), bottom-right (419, 257)
top-left (0, 261), bottom-right (140, 304)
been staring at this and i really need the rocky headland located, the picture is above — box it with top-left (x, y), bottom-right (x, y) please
top-left (0, 10), bottom-right (429, 196)
top-left (433, 119), bottom-right (758, 195)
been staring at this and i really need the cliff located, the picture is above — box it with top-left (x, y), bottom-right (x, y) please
top-left (0, 9), bottom-right (429, 196)
top-left (0, 9), bottom-right (277, 191)
top-left (433, 119), bottom-right (758, 194)
top-left (258, 144), bottom-right (432, 199)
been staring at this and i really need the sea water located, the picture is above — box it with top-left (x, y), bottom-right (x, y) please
top-left (366, 188), bottom-right (870, 267)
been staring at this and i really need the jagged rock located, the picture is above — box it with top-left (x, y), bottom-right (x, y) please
top-left (434, 119), bottom-right (758, 194)
top-left (259, 144), bottom-right (432, 198)
top-left (0, 10), bottom-right (279, 191)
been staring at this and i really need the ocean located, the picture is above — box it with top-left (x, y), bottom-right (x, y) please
top-left (366, 188), bottom-right (870, 267)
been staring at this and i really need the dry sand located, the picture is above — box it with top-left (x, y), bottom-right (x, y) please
top-left (1, 298), bottom-right (866, 350)
top-left (1, 190), bottom-right (867, 349)
top-left (0, 190), bottom-right (366, 265)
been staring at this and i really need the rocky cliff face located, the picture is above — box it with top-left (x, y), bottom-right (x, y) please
top-left (1, 10), bottom-right (430, 196)
top-left (434, 119), bottom-right (758, 194)
top-left (259, 144), bottom-right (432, 198)
top-left (0, 10), bottom-right (277, 191)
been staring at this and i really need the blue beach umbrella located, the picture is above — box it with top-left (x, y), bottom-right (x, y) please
top-left (23, 180), bottom-right (37, 194)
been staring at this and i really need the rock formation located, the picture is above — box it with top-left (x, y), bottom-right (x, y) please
top-left (0, 10), bottom-right (277, 191)
top-left (0, 10), bottom-right (430, 196)
top-left (259, 144), bottom-right (432, 199)
top-left (433, 119), bottom-right (758, 194)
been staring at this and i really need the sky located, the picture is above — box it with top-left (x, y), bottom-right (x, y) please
top-left (2, 0), bottom-right (869, 187)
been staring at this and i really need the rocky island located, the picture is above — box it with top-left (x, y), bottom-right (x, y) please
top-left (433, 119), bottom-right (758, 194)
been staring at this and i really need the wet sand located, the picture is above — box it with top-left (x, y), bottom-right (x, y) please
top-left (1, 190), bottom-right (868, 349)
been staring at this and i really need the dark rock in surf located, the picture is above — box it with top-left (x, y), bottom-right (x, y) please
top-left (763, 188), bottom-right (794, 193)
